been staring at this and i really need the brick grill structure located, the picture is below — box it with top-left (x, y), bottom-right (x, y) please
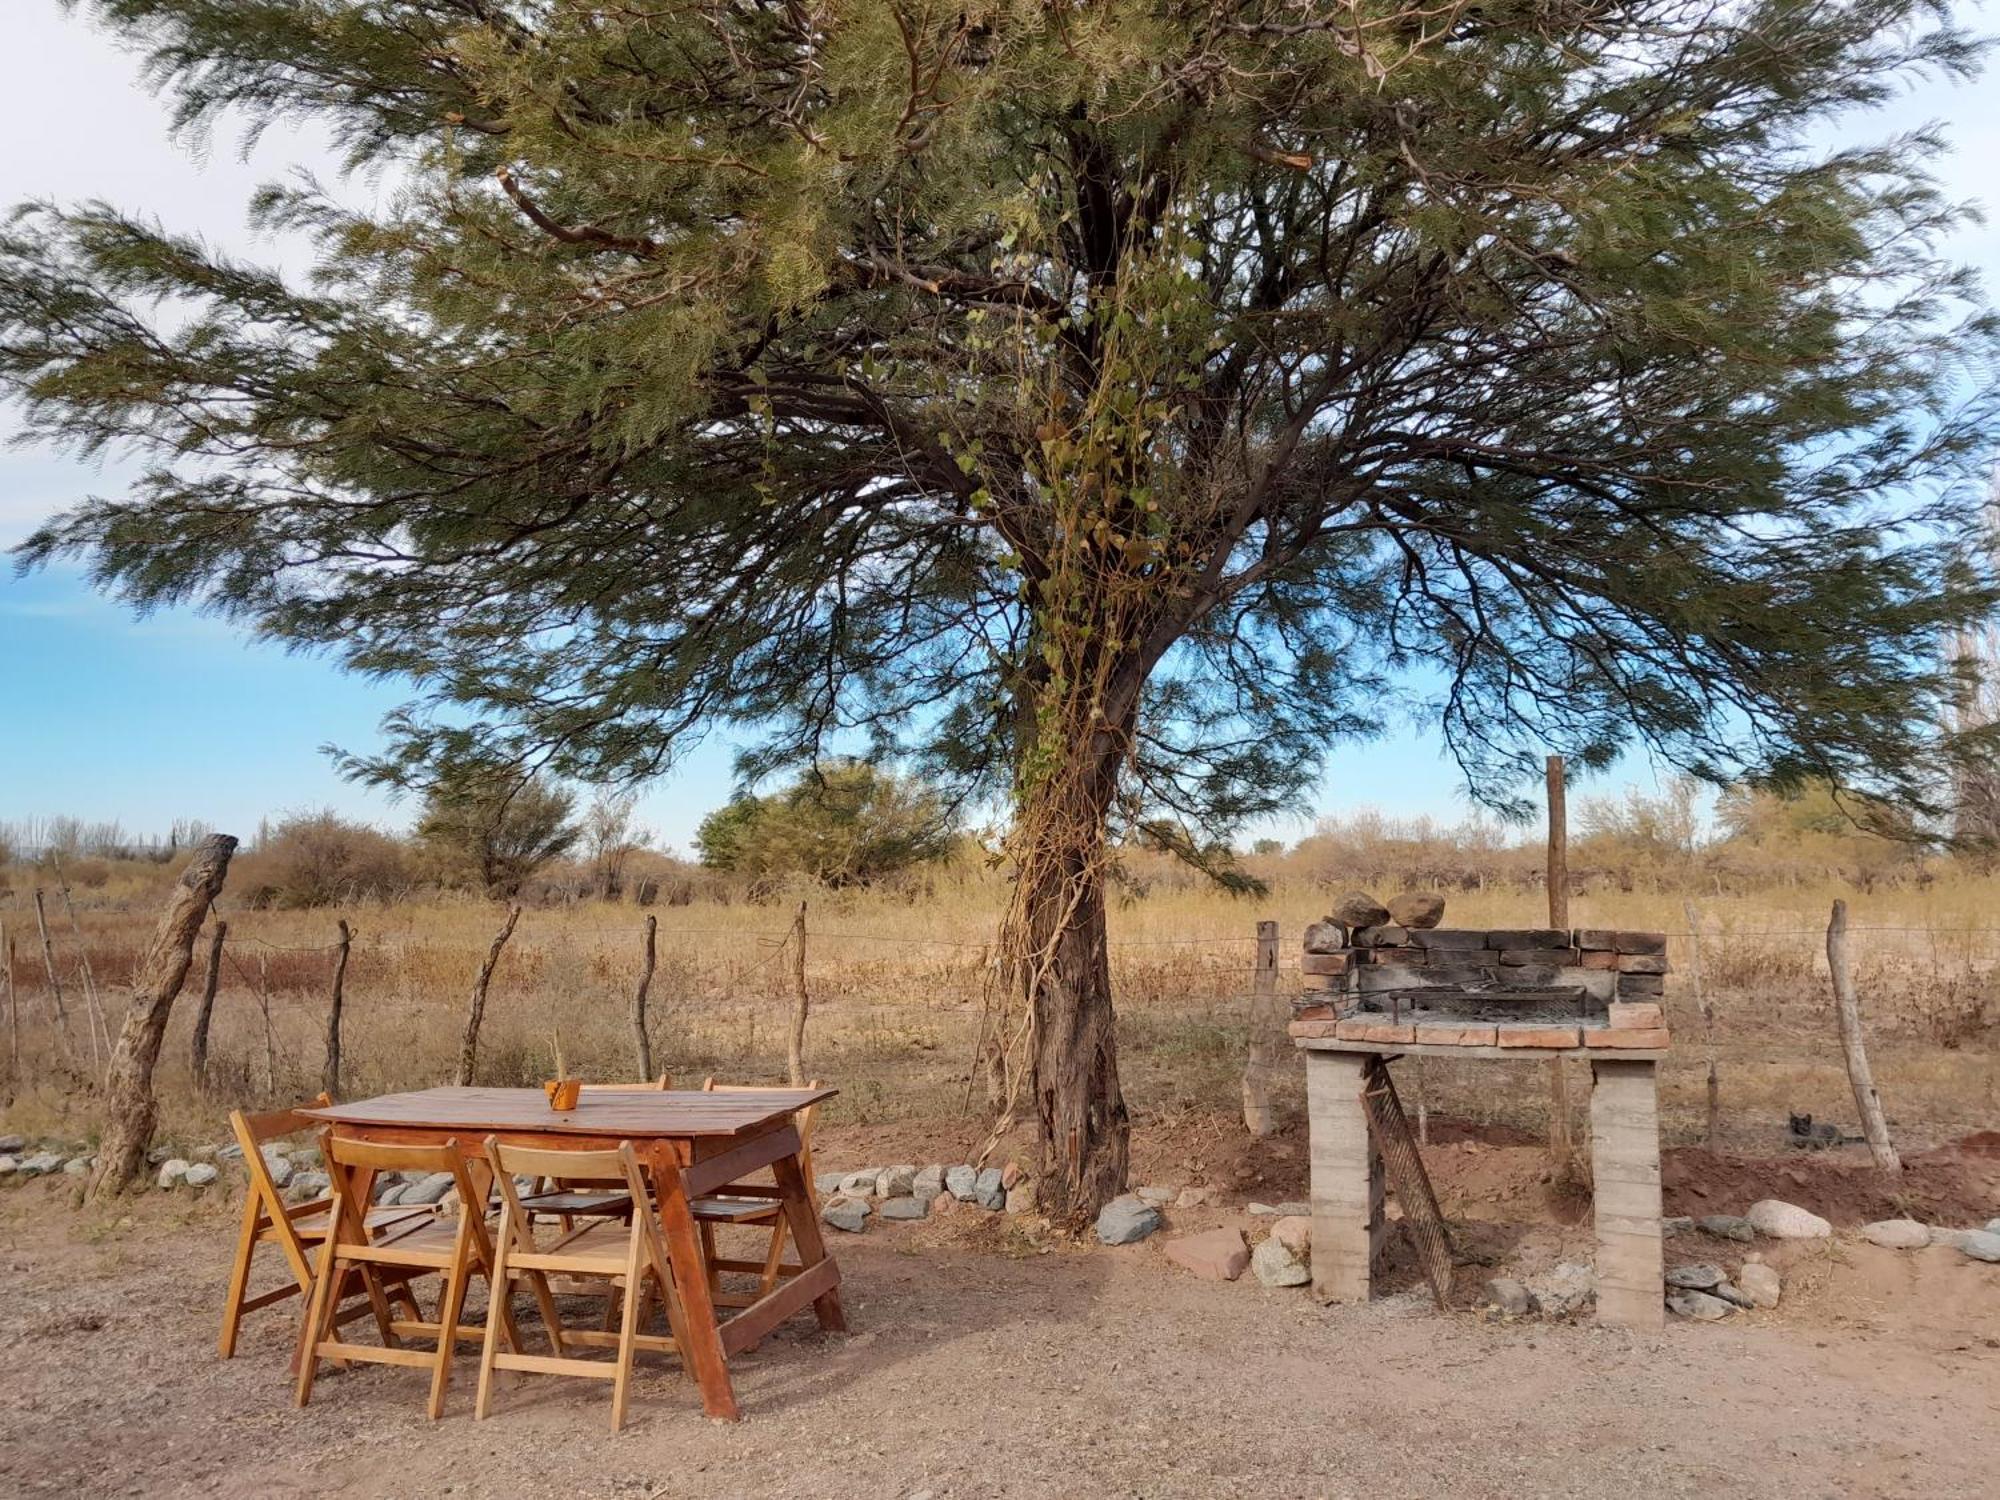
top-left (1289, 921), bottom-right (1670, 1329)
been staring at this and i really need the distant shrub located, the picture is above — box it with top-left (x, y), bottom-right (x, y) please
top-left (253, 809), bottom-right (409, 907)
top-left (696, 762), bottom-right (956, 890)
top-left (414, 772), bottom-right (580, 898)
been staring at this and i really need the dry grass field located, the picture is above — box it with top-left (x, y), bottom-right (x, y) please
top-left (2, 859), bottom-right (1995, 1161)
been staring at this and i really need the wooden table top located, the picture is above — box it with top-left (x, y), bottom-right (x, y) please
top-left (300, 1085), bottom-right (836, 1139)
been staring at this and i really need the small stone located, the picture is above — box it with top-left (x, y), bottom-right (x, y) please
top-left (912, 1165), bottom-right (946, 1202)
top-left (402, 1171), bottom-right (454, 1205)
top-left (290, 1145), bottom-right (323, 1168)
top-left (1986, 1218), bottom-right (2000, 1238)
top-left (875, 1164), bottom-right (917, 1199)
top-left (1252, 1236), bottom-right (1311, 1288)
top-left (814, 1170), bottom-right (845, 1195)
top-left (1668, 1290), bottom-right (1736, 1321)
top-left (1665, 1262), bottom-right (1726, 1291)
top-left (0, 1156), bottom-right (17, 1177)
top-left (18, 1152), bottom-right (63, 1177)
top-left (1001, 1161), bottom-right (1023, 1190)
top-left (974, 1167), bottom-right (1005, 1210)
top-left (1302, 921), bottom-right (1349, 954)
top-left (930, 1189), bottom-right (960, 1217)
top-left (1697, 1214), bottom-right (1756, 1242)
top-left (1527, 1261), bottom-right (1596, 1317)
top-left (1662, 1215), bottom-right (1693, 1234)
top-left (1163, 1227), bottom-right (1250, 1281)
top-left (0, 1133), bottom-right (24, 1154)
top-left (1327, 891), bottom-right (1390, 929)
top-left (1005, 1182), bottom-right (1038, 1215)
top-left (260, 1147), bottom-right (295, 1189)
top-left (1747, 1199), bottom-right (1832, 1239)
top-left (1961, 1231), bottom-right (2000, 1264)
top-left (1135, 1184), bottom-right (1175, 1207)
top-left (1860, 1218), bottom-right (1930, 1249)
top-left (1710, 1280), bottom-right (1755, 1309)
top-left (1736, 1261), bottom-right (1781, 1308)
top-left (944, 1165), bottom-right (979, 1201)
top-left (1929, 1228), bottom-right (1972, 1251)
top-left (1481, 1278), bottom-right (1533, 1317)
top-left (879, 1196), bottom-right (927, 1221)
top-left (838, 1170), bottom-right (879, 1199)
top-left (62, 1156), bottom-right (92, 1177)
top-left (287, 1171), bottom-right (330, 1204)
top-left (1248, 1200), bottom-right (1310, 1217)
top-left (1353, 924), bottom-right (1409, 948)
top-left (821, 1197), bottom-right (870, 1233)
top-left (1386, 892), bottom-right (1445, 930)
top-left (183, 1164), bottom-right (220, 1189)
top-left (1270, 1215), bottom-right (1312, 1257)
top-left (1095, 1195), bottom-right (1163, 1246)
top-left (1175, 1185), bottom-right (1214, 1209)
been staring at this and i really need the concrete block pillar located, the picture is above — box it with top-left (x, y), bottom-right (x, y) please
top-left (1306, 1049), bottom-right (1382, 1303)
top-left (1590, 1056), bottom-right (1664, 1330)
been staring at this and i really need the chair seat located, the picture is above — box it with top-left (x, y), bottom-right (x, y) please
top-left (287, 1202), bottom-right (434, 1240)
top-left (689, 1195), bottom-right (781, 1224)
top-left (372, 1216), bottom-right (471, 1260)
top-left (514, 1220), bottom-right (636, 1275)
top-left (518, 1188), bottom-right (635, 1217)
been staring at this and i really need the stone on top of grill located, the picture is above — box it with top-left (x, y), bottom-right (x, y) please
top-left (1385, 892), bottom-right (1446, 930)
top-left (1485, 928), bottom-right (1569, 949)
top-left (1410, 928), bottom-right (1490, 950)
top-left (1573, 928), bottom-right (1669, 956)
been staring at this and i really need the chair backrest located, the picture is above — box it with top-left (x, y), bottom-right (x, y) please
top-left (485, 1137), bottom-right (653, 1225)
top-left (320, 1133), bottom-right (482, 1248)
top-left (699, 1078), bottom-right (822, 1180)
top-left (228, 1092), bottom-right (335, 1282)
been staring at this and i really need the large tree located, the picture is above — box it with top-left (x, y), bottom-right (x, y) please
top-left (7, 0), bottom-right (1998, 1221)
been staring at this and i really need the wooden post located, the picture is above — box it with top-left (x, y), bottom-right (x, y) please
top-left (786, 902), bottom-right (810, 1087)
top-left (255, 952), bottom-right (277, 1095)
top-left (31, 889), bottom-right (72, 1052)
top-left (322, 919), bottom-right (351, 1099)
top-left (51, 855), bottom-right (110, 1070)
top-left (1544, 755), bottom-right (1578, 1181)
top-left (87, 834), bottom-right (237, 1199)
top-left (1240, 919), bottom-right (1283, 1136)
top-left (1826, 899), bottom-right (1901, 1174)
top-left (632, 914), bottom-right (658, 1080)
top-left (3, 920), bottom-right (16, 1073)
top-left (455, 904), bottom-right (521, 1087)
top-left (1589, 1056), bottom-right (1665, 1330)
top-left (1684, 898), bottom-right (1719, 1149)
top-left (190, 919), bottom-right (226, 1086)
top-left (1306, 1048), bottom-right (1381, 1303)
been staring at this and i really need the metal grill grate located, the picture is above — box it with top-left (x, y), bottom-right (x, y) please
top-left (1361, 1057), bottom-right (1455, 1308)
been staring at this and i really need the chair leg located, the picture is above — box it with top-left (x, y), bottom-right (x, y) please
top-left (474, 1225), bottom-right (514, 1421)
top-left (218, 1196), bottom-right (262, 1359)
top-left (428, 1265), bottom-right (470, 1422)
top-left (294, 1239), bottom-right (343, 1410)
top-left (610, 1237), bottom-right (647, 1432)
top-left (758, 1217), bottom-right (792, 1298)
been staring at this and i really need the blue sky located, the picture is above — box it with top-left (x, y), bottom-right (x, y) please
top-left (2, 2), bottom-right (1995, 854)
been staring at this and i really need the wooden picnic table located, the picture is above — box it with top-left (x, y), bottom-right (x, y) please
top-left (299, 1085), bottom-right (846, 1420)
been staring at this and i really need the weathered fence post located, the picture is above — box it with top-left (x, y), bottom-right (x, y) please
top-left (31, 889), bottom-right (72, 1053)
top-left (3, 919), bottom-right (16, 1072)
top-left (190, 919), bottom-right (226, 1086)
top-left (1544, 755), bottom-right (1579, 1182)
top-left (632, 914), bottom-right (658, 1080)
top-left (1683, 898), bottom-right (1720, 1149)
top-left (455, 904), bottom-right (521, 1086)
top-left (1240, 919), bottom-right (1283, 1136)
top-left (786, 902), bottom-right (810, 1087)
top-left (88, 834), bottom-right (237, 1199)
top-left (1826, 899), bottom-right (1901, 1174)
top-left (322, 919), bottom-right (351, 1098)
top-left (51, 855), bottom-right (110, 1069)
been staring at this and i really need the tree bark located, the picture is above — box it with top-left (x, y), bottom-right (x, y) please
top-left (1826, 899), bottom-right (1901, 1174)
top-left (632, 914), bottom-right (657, 1079)
top-left (786, 902), bottom-right (810, 1087)
top-left (87, 835), bottom-right (237, 1199)
top-left (455, 904), bottom-right (521, 1086)
top-left (1240, 920), bottom-right (1283, 1136)
top-left (322, 918), bottom-right (351, 1099)
top-left (190, 919), bottom-right (226, 1087)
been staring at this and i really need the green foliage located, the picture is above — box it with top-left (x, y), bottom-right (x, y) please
top-left (413, 773), bottom-right (579, 898)
top-left (694, 762), bottom-right (956, 888)
top-left (4, 0), bottom-right (1998, 851)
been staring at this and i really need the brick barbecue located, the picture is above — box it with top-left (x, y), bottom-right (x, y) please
top-left (1289, 912), bottom-right (1670, 1329)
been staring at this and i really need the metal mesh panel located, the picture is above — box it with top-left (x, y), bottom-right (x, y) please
top-left (1361, 1058), bottom-right (1454, 1309)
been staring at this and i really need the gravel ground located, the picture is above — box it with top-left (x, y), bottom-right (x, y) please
top-left (3, 1192), bottom-right (1997, 1500)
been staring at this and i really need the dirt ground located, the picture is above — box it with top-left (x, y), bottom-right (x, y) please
top-left (4, 1122), bottom-right (1999, 1500)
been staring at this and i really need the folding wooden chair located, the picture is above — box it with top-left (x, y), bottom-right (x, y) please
top-left (217, 1094), bottom-right (430, 1359)
top-left (688, 1078), bottom-right (821, 1312)
top-left (476, 1138), bottom-right (686, 1432)
top-left (518, 1075), bottom-right (672, 1225)
top-left (296, 1135), bottom-right (521, 1421)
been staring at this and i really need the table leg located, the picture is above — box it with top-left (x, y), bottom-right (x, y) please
top-left (771, 1149), bottom-right (846, 1333)
top-left (648, 1141), bottom-right (740, 1422)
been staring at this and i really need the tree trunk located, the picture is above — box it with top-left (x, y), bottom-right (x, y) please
top-left (1826, 899), bottom-right (1900, 1174)
top-left (190, 919), bottom-right (226, 1087)
top-left (322, 918), bottom-right (351, 1098)
top-left (632, 914), bottom-right (657, 1079)
top-left (88, 835), bottom-right (237, 1199)
top-left (1240, 920), bottom-right (1283, 1136)
top-left (786, 902), bottom-right (809, 1087)
top-left (998, 756), bottom-right (1130, 1229)
top-left (456, 904), bottom-right (521, 1086)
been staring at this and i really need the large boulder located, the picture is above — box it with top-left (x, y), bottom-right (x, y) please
top-left (912, 1165), bottom-right (947, 1203)
top-left (1095, 1195), bottom-right (1163, 1246)
top-left (1860, 1218), bottom-right (1930, 1250)
top-left (837, 1169), bottom-right (879, 1198)
top-left (157, 1159), bottom-right (191, 1191)
top-left (1697, 1214), bottom-right (1756, 1242)
top-left (1665, 1263), bottom-right (1725, 1291)
top-left (1302, 921), bottom-right (1349, 954)
top-left (1386, 893), bottom-right (1446, 930)
top-left (1327, 892), bottom-right (1390, 929)
top-left (874, 1164), bottom-right (917, 1199)
top-left (183, 1164), bottom-right (220, 1189)
top-left (1480, 1278), bottom-right (1533, 1317)
top-left (1527, 1261), bottom-right (1597, 1317)
top-left (1251, 1236), bottom-right (1311, 1288)
top-left (878, 1196), bottom-right (927, 1221)
top-left (1164, 1227), bottom-right (1250, 1282)
top-left (1747, 1199), bottom-right (1832, 1239)
top-left (1269, 1216), bottom-right (1312, 1258)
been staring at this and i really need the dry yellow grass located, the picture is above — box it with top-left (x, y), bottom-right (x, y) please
top-left (2, 862), bottom-right (1995, 1155)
